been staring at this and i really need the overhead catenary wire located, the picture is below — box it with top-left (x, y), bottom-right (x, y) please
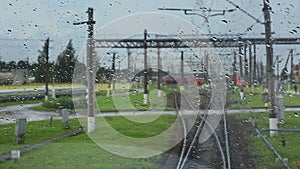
top-left (224, 0), bottom-right (264, 24)
top-left (241, 14), bottom-right (264, 35)
top-left (159, 0), bottom-right (235, 34)
top-left (0, 38), bottom-right (53, 42)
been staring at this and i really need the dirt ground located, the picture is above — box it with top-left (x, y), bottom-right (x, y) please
top-left (227, 116), bottom-right (256, 168)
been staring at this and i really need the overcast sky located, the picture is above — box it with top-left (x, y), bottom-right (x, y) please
top-left (0, 0), bottom-right (299, 66)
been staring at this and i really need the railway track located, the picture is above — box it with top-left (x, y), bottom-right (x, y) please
top-left (171, 93), bottom-right (231, 169)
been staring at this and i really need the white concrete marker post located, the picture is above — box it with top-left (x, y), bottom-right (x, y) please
top-left (11, 150), bottom-right (20, 163)
top-left (143, 93), bottom-right (148, 105)
top-left (87, 116), bottom-right (95, 133)
top-left (158, 89), bottom-right (162, 98)
top-left (51, 86), bottom-right (56, 98)
top-left (269, 118), bottom-right (278, 137)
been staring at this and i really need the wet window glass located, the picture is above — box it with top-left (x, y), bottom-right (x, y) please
top-left (0, 0), bottom-right (300, 168)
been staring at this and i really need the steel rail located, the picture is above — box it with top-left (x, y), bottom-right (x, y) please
top-left (174, 93), bottom-right (227, 169)
top-left (173, 93), bottom-right (188, 169)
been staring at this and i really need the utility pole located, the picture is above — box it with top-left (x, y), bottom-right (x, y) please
top-left (244, 44), bottom-right (248, 86)
top-left (257, 60), bottom-right (260, 83)
top-left (238, 42), bottom-right (243, 87)
top-left (157, 48), bottom-right (162, 97)
top-left (127, 49), bottom-right (132, 72)
top-left (73, 7), bottom-right (96, 133)
top-left (249, 44), bottom-right (252, 86)
top-left (253, 43), bottom-right (257, 82)
top-left (233, 51), bottom-right (237, 86)
top-left (263, 0), bottom-right (276, 136)
top-left (276, 55), bottom-right (280, 94)
top-left (143, 29), bottom-right (148, 104)
top-left (290, 49), bottom-right (294, 85)
top-left (204, 51), bottom-right (209, 85)
top-left (112, 52), bottom-right (116, 91)
top-left (45, 38), bottom-right (49, 101)
top-left (180, 51), bottom-right (184, 87)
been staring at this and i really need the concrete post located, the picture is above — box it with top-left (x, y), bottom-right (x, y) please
top-left (157, 48), bottom-right (162, 97)
top-left (15, 118), bottom-right (26, 144)
top-left (62, 109), bottom-right (69, 129)
top-left (11, 150), bottom-right (20, 163)
top-left (143, 29), bottom-right (148, 104)
top-left (275, 95), bottom-right (284, 139)
top-left (51, 86), bottom-right (56, 98)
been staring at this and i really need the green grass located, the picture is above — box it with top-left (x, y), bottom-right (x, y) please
top-left (0, 118), bottom-right (81, 155)
top-left (33, 84), bottom-right (179, 112)
top-left (104, 115), bottom-right (176, 138)
top-left (252, 111), bottom-right (300, 168)
top-left (1, 138), bottom-right (162, 169)
top-left (0, 99), bottom-right (42, 108)
top-left (32, 85), bottom-right (300, 112)
top-left (0, 115), bottom-right (177, 168)
top-left (0, 83), bottom-right (76, 90)
top-left (96, 92), bottom-right (150, 111)
top-left (228, 90), bottom-right (300, 109)
top-left (231, 111), bottom-right (300, 168)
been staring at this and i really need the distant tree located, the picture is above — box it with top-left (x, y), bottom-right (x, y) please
top-left (73, 60), bottom-right (86, 83)
top-left (54, 40), bottom-right (76, 83)
top-left (96, 66), bottom-right (112, 83)
top-left (17, 60), bottom-right (29, 69)
top-left (33, 40), bottom-right (48, 83)
top-left (7, 61), bottom-right (16, 70)
top-left (0, 61), bottom-right (7, 70)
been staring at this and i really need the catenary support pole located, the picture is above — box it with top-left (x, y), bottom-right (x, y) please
top-left (233, 51), bottom-right (237, 86)
top-left (45, 38), bottom-right (49, 101)
top-left (249, 44), bottom-right (252, 86)
top-left (244, 43), bottom-right (248, 85)
top-left (87, 7), bottom-right (96, 133)
top-left (112, 52), bottom-right (116, 91)
top-left (143, 29), bottom-right (148, 104)
top-left (157, 48), bottom-right (162, 97)
top-left (253, 43), bottom-right (257, 82)
top-left (73, 8), bottom-right (96, 133)
top-left (180, 51), bottom-right (184, 87)
top-left (263, 0), bottom-right (277, 136)
top-left (290, 49), bottom-right (294, 86)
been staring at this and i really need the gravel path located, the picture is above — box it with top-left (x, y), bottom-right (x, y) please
top-left (0, 103), bottom-right (60, 124)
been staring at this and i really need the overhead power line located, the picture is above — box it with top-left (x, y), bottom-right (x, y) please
top-left (158, 7), bottom-right (235, 34)
top-left (224, 0), bottom-right (264, 24)
top-left (0, 38), bottom-right (50, 42)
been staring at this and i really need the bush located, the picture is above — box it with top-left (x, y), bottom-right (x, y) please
top-left (43, 97), bottom-right (74, 110)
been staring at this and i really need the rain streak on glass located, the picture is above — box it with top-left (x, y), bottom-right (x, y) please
top-left (0, 0), bottom-right (300, 169)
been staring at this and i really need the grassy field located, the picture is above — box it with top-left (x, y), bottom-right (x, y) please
top-left (0, 83), bottom-right (128, 90)
top-left (0, 114), bottom-right (177, 168)
top-left (0, 118), bottom-right (82, 154)
top-left (227, 86), bottom-right (300, 109)
top-left (0, 99), bottom-right (42, 108)
top-left (28, 83), bottom-right (180, 112)
top-left (1, 83), bottom-right (299, 111)
top-left (0, 83), bottom-right (73, 90)
top-left (252, 111), bottom-right (300, 168)
top-left (230, 111), bottom-right (300, 168)
top-left (31, 89), bottom-right (300, 113)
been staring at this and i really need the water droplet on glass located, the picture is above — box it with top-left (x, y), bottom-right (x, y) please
top-left (222, 19), bottom-right (228, 24)
top-left (294, 112), bottom-right (298, 117)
